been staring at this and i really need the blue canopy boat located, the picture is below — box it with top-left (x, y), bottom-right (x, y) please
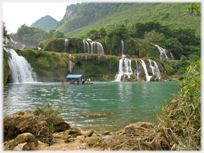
top-left (64, 74), bottom-right (92, 85)
top-left (66, 74), bottom-right (85, 79)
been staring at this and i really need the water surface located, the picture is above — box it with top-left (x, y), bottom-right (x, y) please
top-left (3, 81), bottom-right (179, 132)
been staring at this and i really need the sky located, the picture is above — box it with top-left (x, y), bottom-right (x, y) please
top-left (2, 0), bottom-right (81, 34)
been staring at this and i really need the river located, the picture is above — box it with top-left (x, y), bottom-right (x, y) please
top-left (3, 81), bottom-right (179, 133)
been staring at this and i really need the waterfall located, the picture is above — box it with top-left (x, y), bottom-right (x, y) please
top-left (64, 39), bottom-right (68, 53)
top-left (86, 41), bottom-right (90, 54)
top-left (91, 42), bottom-right (94, 54)
top-left (115, 58), bottom-right (133, 81)
top-left (4, 48), bottom-right (37, 83)
top-left (140, 59), bottom-right (152, 82)
top-left (153, 44), bottom-right (174, 60)
top-left (170, 53), bottom-right (174, 60)
top-left (148, 59), bottom-right (161, 79)
top-left (90, 42), bottom-right (104, 55)
top-left (134, 60), bottom-right (140, 80)
top-left (68, 55), bottom-right (73, 73)
top-left (96, 42), bottom-right (104, 55)
top-left (121, 40), bottom-right (126, 58)
top-left (83, 39), bottom-right (90, 54)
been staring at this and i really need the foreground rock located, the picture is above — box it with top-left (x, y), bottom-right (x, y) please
top-left (4, 133), bottom-right (38, 150)
top-left (3, 110), bottom-right (70, 142)
top-left (3, 110), bottom-right (156, 151)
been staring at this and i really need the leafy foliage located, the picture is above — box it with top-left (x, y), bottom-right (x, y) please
top-left (54, 3), bottom-right (200, 38)
top-left (10, 25), bottom-right (65, 47)
top-left (156, 60), bottom-right (201, 150)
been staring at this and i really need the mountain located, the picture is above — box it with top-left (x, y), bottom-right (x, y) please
top-left (53, 3), bottom-right (200, 37)
top-left (30, 15), bottom-right (58, 32)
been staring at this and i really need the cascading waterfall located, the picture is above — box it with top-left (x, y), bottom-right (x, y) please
top-left (91, 42), bottom-right (94, 54)
top-left (115, 58), bottom-right (133, 81)
top-left (148, 59), bottom-right (161, 79)
top-left (134, 60), bottom-right (140, 80)
top-left (64, 39), bottom-right (68, 53)
top-left (153, 44), bottom-right (174, 60)
top-left (96, 42), bottom-right (104, 55)
top-left (83, 39), bottom-right (90, 54)
top-left (115, 40), bottom-right (133, 81)
top-left (121, 40), bottom-right (126, 58)
top-left (134, 59), bottom-right (162, 81)
top-left (4, 48), bottom-right (37, 83)
top-left (139, 59), bottom-right (152, 82)
top-left (68, 55), bottom-right (73, 73)
top-left (90, 42), bottom-right (104, 55)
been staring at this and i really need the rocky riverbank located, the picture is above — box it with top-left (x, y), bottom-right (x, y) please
top-left (3, 110), bottom-right (155, 151)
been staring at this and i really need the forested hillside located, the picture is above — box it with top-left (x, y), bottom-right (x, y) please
top-left (53, 3), bottom-right (201, 37)
top-left (30, 15), bottom-right (58, 32)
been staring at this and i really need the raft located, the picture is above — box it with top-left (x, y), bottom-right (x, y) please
top-left (62, 82), bottom-right (93, 85)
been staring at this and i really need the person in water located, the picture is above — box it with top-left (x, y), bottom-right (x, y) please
top-left (82, 78), bottom-right (85, 84)
top-left (61, 79), bottom-right (64, 84)
top-left (88, 78), bottom-right (91, 84)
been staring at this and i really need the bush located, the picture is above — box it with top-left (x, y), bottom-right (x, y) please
top-left (156, 60), bottom-right (201, 150)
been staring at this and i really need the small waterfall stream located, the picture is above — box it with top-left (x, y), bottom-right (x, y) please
top-left (153, 44), bottom-right (174, 60)
top-left (148, 59), bottom-right (161, 79)
top-left (115, 40), bottom-right (133, 81)
top-left (5, 48), bottom-right (37, 83)
top-left (64, 39), bottom-right (68, 53)
top-left (140, 59), bottom-right (152, 82)
top-left (90, 42), bottom-right (104, 55)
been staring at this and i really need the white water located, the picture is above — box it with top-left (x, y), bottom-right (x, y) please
top-left (96, 42), bottom-right (104, 55)
top-left (90, 42), bottom-right (104, 55)
top-left (115, 40), bottom-right (133, 81)
top-left (115, 58), bottom-right (133, 81)
top-left (153, 44), bottom-right (174, 60)
top-left (5, 48), bottom-right (37, 83)
top-left (148, 59), bottom-right (161, 79)
top-left (83, 39), bottom-right (90, 54)
top-left (140, 59), bottom-right (152, 82)
top-left (121, 40), bottom-right (126, 58)
top-left (134, 60), bottom-right (140, 80)
top-left (65, 39), bottom-right (68, 53)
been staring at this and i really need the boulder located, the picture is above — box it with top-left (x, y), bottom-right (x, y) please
top-left (3, 111), bottom-right (70, 141)
top-left (13, 143), bottom-right (30, 151)
top-left (103, 131), bottom-right (110, 135)
top-left (4, 133), bottom-right (38, 150)
top-left (81, 129), bottom-right (94, 137)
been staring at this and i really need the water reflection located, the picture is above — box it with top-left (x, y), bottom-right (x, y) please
top-left (3, 81), bottom-right (179, 132)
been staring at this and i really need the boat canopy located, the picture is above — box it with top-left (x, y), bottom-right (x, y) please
top-left (66, 74), bottom-right (85, 79)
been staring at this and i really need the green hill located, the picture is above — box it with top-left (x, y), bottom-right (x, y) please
top-left (30, 15), bottom-right (58, 32)
top-left (53, 3), bottom-right (201, 37)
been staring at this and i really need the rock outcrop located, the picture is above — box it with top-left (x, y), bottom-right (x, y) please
top-left (3, 110), bottom-right (70, 141)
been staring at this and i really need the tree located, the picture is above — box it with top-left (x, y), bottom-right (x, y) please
top-left (99, 28), bottom-right (107, 38)
top-left (53, 31), bottom-right (66, 38)
top-left (86, 29), bottom-right (100, 40)
top-left (187, 2), bottom-right (201, 16)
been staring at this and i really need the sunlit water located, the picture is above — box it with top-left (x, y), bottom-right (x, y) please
top-left (3, 81), bottom-right (179, 133)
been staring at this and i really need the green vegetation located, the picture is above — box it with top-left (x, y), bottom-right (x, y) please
top-left (10, 24), bottom-right (65, 47)
top-left (30, 15), bottom-right (58, 32)
top-left (155, 60), bottom-right (201, 150)
top-left (34, 103), bottom-right (63, 144)
top-left (3, 22), bottom-right (11, 85)
top-left (54, 3), bottom-right (200, 37)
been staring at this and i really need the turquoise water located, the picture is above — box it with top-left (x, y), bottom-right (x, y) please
top-left (3, 81), bottom-right (179, 133)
